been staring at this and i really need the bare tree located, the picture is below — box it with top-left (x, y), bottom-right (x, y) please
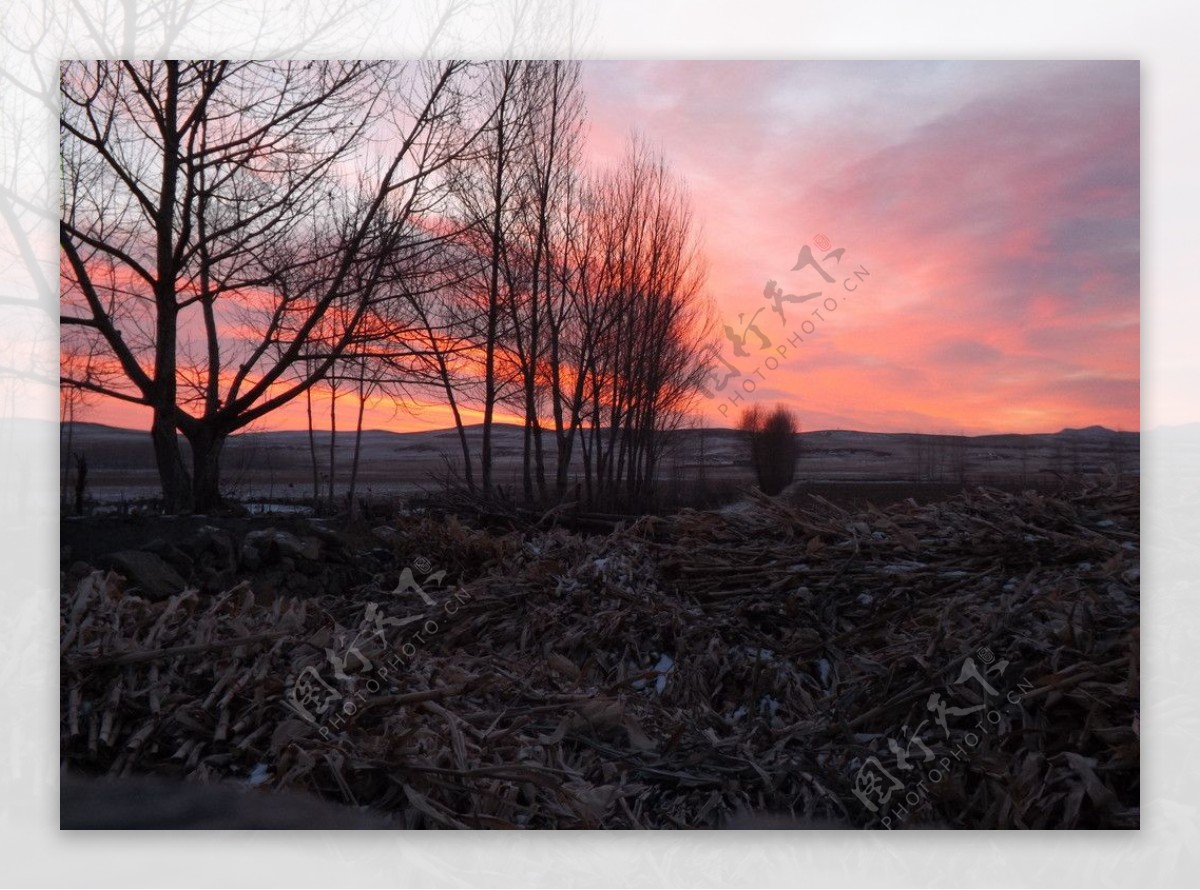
top-left (59, 376), bottom-right (89, 511)
top-left (263, 64), bottom-right (713, 513)
top-left (432, 60), bottom-right (591, 503)
top-left (574, 137), bottom-right (712, 508)
top-left (60, 60), bottom-right (484, 511)
top-left (508, 61), bottom-right (584, 501)
top-left (403, 264), bottom-right (484, 493)
top-left (740, 404), bottom-right (799, 496)
top-left (461, 60), bottom-right (529, 499)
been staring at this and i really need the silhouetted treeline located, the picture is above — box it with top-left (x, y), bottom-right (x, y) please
top-left (60, 61), bottom-right (713, 512)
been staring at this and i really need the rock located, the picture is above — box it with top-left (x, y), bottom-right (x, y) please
top-left (373, 525), bottom-right (400, 545)
top-left (142, 538), bottom-right (195, 577)
top-left (240, 543), bottom-right (262, 571)
top-left (104, 550), bottom-right (188, 600)
top-left (188, 526), bottom-right (237, 574)
top-left (241, 530), bottom-right (287, 568)
top-left (241, 528), bottom-right (321, 570)
top-left (294, 536), bottom-right (322, 562)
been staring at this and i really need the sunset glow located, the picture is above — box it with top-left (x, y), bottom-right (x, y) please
top-left (80, 60), bottom-right (1139, 435)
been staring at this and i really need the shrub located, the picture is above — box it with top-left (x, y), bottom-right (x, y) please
top-left (739, 404), bottom-right (799, 495)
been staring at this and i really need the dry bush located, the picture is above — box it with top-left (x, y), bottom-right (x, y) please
top-left (740, 404), bottom-right (799, 495)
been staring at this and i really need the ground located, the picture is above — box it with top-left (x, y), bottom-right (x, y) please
top-left (58, 419), bottom-right (1139, 512)
top-left (60, 477), bottom-right (1139, 829)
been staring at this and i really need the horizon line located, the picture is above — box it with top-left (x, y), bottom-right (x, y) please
top-left (55, 418), bottom-right (1143, 439)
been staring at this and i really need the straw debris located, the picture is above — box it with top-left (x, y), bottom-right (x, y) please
top-left (61, 479), bottom-right (1139, 829)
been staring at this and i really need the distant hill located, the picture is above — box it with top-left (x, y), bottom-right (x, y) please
top-left (53, 418), bottom-right (1139, 503)
top-left (57, 419), bottom-right (1136, 444)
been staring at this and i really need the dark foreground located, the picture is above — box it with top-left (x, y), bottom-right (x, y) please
top-left (60, 478), bottom-right (1139, 829)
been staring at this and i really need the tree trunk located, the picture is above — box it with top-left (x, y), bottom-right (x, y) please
top-left (481, 67), bottom-right (515, 500)
top-left (306, 384), bottom-right (320, 511)
top-left (188, 426), bottom-right (225, 514)
top-left (151, 62), bottom-right (187, 514)
top-left (62, 394), bottom-right (75, 510)
top-left (447, 387), bottom-right (476, 494)
top-left (531, 397), bottom-right (547, 502)
top-left (73, 453), bottom-right (88, 515)
top-left (346, 372), bottom-right (368, 517)
top-left (151, 406), bottom-right (190, 513)
top-left (521, 417), bottom-right (533, 501)
top-left (327, 380), bottom-right (338, 510)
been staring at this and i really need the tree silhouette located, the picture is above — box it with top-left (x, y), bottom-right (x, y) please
top-left (60, 60), bottom-right (485, 511)
top-left (740, 404), bottom-right (799, 496)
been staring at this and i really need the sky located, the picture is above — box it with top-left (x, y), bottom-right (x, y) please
top-left (580, 60), bottom-right (1140, 434)
top-left (83, 60), bottom-right (1140, 435)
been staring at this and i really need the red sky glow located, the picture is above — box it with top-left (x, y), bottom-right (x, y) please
top-left (81, 60), bottom-right (1140, 436)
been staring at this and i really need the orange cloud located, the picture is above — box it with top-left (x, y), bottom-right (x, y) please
top-left (78, 61), bottom-right (1139, 436)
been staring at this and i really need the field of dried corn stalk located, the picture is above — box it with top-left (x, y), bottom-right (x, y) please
top-left (61, 478), bottom-right (1139, 828)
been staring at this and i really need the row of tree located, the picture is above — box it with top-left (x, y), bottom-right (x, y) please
top-left (60, 60), bottom-right (713, 512)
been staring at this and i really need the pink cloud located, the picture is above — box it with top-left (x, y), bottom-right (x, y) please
top-left (581, 61), bottom-right (1138, 433)
top-left (82, 62), bottom-right (1139, 437)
